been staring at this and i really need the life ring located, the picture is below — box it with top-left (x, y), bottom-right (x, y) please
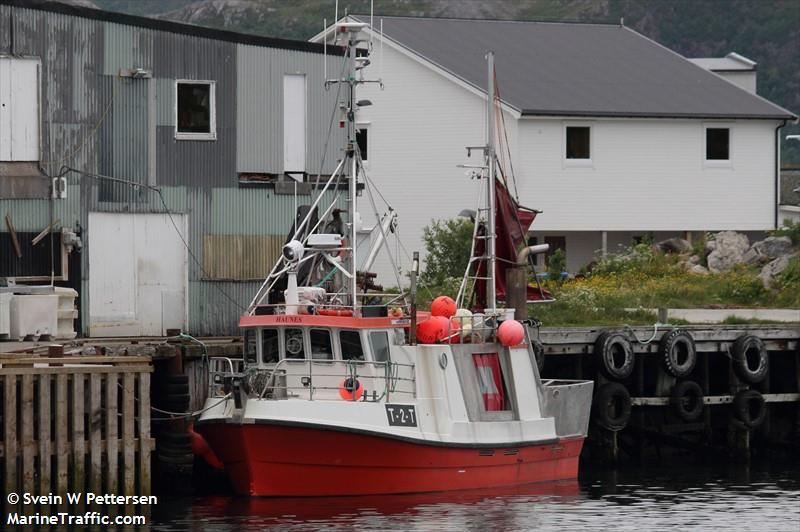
top-left (594, 332), bottom-right (634, 380)
top-left (731, 389), bottom-right (766, 430)
top-left (593, 382), bottom-right (631, 431)
top-left (731, 335), bottom-right (769, 384)
top-left (670, 380), bottom-right (704, 422)
top-left (338, 377), bottom-right (363, 401)
top-left (318, 308), bottom-right (354, 317)
top-left (660, 329), bottom-right (697, 378)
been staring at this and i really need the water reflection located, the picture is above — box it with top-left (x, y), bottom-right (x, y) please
top-left (151, 464), bottom-right (800, 531)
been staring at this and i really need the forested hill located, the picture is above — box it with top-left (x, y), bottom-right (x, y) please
top-left (68, 0), bottom-right (800, 162)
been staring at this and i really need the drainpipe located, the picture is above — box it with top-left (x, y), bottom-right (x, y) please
top-left (775, 119), bottom-right (788, 228)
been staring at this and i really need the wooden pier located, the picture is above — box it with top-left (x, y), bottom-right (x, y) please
top-left (0, 354), bottom-right (153, 499)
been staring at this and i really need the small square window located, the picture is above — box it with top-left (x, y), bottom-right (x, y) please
top-left (706, 128), bottom-right (730, 160)
top-left (566, 126), bottom-right (590, 159)
top-left (340, 330), bottom-right (364, 361)
top-left (310, 329), bottom-right (333, 360)
top-left (356, 127), bottom-right (368, 162)
top-left (176, 81), bottom-right (216, 140)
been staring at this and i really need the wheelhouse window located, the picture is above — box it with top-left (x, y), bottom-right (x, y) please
top-left (244, 329), bottom-right (257, 364)
top-left (706, 127), bottom-right (730, 161)
top-left (369, 331), bottom-right (391, 363)
top-left (310, 329), bottom-right (333, 360)
top-left (340, 330), bottom-right (364, 361)
top-left (284, 328), bottom-right (305, 360)
top-left (565, 126), bottom-right (591, 160)
top-left (262, 328), bottom-right (279, 364)
top-left (176, 80), bottom-right (216, 140)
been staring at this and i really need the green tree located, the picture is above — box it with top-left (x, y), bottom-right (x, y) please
top-left (420, 218), bottom-right (473, 286)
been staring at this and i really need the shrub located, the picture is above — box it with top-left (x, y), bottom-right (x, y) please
top-left (771, 219), bottom-right (800, 246)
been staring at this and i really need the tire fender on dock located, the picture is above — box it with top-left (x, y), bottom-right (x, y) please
top-left (660, 329), bottom-right (697, 378)
top-left (594, 332), bottom-right (635, 380)
top-left (731, 389), bottom-right (767, 430)
top-left (670, 380), bottom-right (704, 422)
top-left (731, 335), bottom-right (769, 384)
top-left (593, 382), bottom-right (632, 431)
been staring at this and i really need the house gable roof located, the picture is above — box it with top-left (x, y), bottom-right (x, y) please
top-left (352, 15), bottom-right (795, 120)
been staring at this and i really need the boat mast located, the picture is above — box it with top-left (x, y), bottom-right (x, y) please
top-left (485, 51), bottom-right (497, 313)
top-left (346, 29), bottom-right (359, 316)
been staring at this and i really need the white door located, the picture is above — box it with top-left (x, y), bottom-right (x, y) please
top-left (88, 213), bottom-right (188, 336)
top-left (283, 74), bottom-right (306, 174)
top-left (0, 57), bottom-right (40, 161)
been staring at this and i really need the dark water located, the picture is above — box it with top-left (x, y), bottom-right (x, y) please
top-left (151, 464), bottom-right (800, 531)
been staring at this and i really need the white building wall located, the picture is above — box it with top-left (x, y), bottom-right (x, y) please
top-left (354, 42), bottom-right (518, 285)
top-left (515, 118), bottom-right (779, 232)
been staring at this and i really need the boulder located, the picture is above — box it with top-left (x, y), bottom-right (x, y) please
top-left (687, 255), bottom-right (701, 266)
top-left (742, 247), bottom-right (765, 266)
top-left (706, 231), bottom-right (749, 273)
top-left (656, 237), bottom-right (691, 254)
top-left (759, 253), bottom-right (797, 289)
top-left (751, 236), bottom-right (793, 260)
top-left (688, 264), bottom-right (710, 275)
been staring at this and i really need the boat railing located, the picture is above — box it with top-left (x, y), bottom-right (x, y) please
top-left (208, 356), bottom-right (245, 397)
top-left (252, 358), bottom-right (416, 402)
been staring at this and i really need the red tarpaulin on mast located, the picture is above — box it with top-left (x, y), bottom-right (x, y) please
top-left (474, 179), bottom-right (551, 310)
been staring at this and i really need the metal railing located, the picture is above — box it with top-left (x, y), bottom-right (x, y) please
top-left (208, 357), bottom-right (244, 397)
top-left (251, 358), bottom-right (416, 402)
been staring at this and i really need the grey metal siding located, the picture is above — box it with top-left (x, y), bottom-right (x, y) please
top-left (236, 44), bottom-right (346, 175)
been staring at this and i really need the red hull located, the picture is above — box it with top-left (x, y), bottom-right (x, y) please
top-left (198, 422), bottom-right (584, 497)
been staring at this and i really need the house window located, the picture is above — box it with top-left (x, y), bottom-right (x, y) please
top-left (706, 127), bottom-right (730, 161)
top-left (356, 126), bottom-right (368, 162)
top-left (544, 236), bottom-right (566, 268)
top-left (175, 80), bottom-right (216, 140)
top-left (566, 126), bottom-right (591, 160)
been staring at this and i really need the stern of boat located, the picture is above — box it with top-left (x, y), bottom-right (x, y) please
top-left (540, 379), bottom-right (594, 438)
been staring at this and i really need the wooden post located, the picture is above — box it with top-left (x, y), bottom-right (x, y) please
top-left (38, 374), bottom-right (52, 496)
top-left (139, 372), bottom-right (152, 496)
top-left (506, 266), bottom-right (528, 320)
top-left (89, 373), bottom-right (102, 494)
top-left (55, 373), bottom-right (68, 495)
top-left (21, 374), bottom-right (34, 495)
top-left (4, 375), bottom-right (17, 500)
top-left (72, 373), bottom-right (85, 494)
top-left (106, 372), bottom-right (119, 494)
top-left (123, 372), bottom-right (135, 496)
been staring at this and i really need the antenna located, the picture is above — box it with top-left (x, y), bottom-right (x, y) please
top-left (323, 18), bottom-right (327, 81)
top-left (370, 0), bottom-right (374, 50)
top-left (335, 0), bottom-right (338, 24)
top-left (379, 18), bottom-right (384, 87)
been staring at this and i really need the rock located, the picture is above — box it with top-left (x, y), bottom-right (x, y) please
top-left (689, 264), bottom-right (710, 275)
top-left (742, 247), bottom-right (765, 266)
top-left (656, 237), bottom-right (691, 254)
top-left (687, 255), bottom-right (701, 266)
top-left (751, 236), bottom-right (793, 260)
top-left (759, 253), bottom-right (797, 288)
top-left (706, 231), bottom-right (750, 273)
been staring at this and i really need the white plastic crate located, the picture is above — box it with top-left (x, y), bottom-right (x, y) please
top-left (9, 294), bottom-right (58, 341)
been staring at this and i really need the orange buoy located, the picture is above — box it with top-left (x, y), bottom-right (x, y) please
top-left (416, 315), bottom-right (451, 343)
top-left (497, 319), bottom-right (525, 347)
top-left (431, 295), bottom-right (457, 318)
top-left (338, 378), bottom-right (364, 401)
top-left (318, 308), bottom-right (354, 317)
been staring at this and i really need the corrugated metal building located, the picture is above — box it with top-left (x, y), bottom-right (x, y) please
top-left (0, 0), bottom-right (348, 336)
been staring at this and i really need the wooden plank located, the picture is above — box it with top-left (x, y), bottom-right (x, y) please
top-left (89, 373), bottom-right (102, 494)
top-left (5, 213), bottom-right (22, 258)
top-left (0, 365), bottom-right (153, 376)
top-left (0, 355), bottom-right (153, 366)
top-left (122, 372), bottom-right (135, 496)
top-left (138, 372), bottom-right (152, 496)
top-left (631, 393), bottom-right (800, 406)
top-left (106, 372), bottom-right (118, 494)
top-left (20, 374), bottom-right (34, 494)
top-left (38, 374), bottom-right (52, 495)
top-left (31, 218), bottom-right (61, 246)
top-left (72, 373), bottom-right (85, 493)
top-left (4, 375), bottom-right (17, 496)
top-left (55, 373), bottom-right (68, 494)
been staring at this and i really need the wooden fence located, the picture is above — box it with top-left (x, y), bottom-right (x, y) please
top-left (0, 355), bottom-right (153, 497)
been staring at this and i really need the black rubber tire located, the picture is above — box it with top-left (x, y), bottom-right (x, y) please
top-left (670, 380), bottom-right (704, 422)
top-left (164, 382), bottom-right (189, 395)
top-left (593, 382), bottom-right (632, 431)
top-left (731, 335), bottom-right (769, 385)
top-left (157, 451), bottom-right (194, 465)
top-left (157, 443), bottom-right (193, 458)
top-left (164, 374), bottom-right (189, 385)
top-left (531, 339), bottom-right (545, 374)
top-left (594, 332), bottom-right (635, 380)
top-left (660, 329), bottom-right (697, 378)
top-left (158, 431), bottom-right (191, 446)
top-left (732, 389), bottom-right (767, 429)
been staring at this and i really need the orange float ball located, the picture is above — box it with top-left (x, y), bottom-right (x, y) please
top-left (431, 295), bottom-right (457, 318)
top-left (497, 320), bottom-right (525, 347)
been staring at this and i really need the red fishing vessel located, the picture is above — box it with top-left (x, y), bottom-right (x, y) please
top-left (196, 21), bottom-right (593, 497)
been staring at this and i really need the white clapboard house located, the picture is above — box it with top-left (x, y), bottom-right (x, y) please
top-left (314, 16), bottom-right (797, 277)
